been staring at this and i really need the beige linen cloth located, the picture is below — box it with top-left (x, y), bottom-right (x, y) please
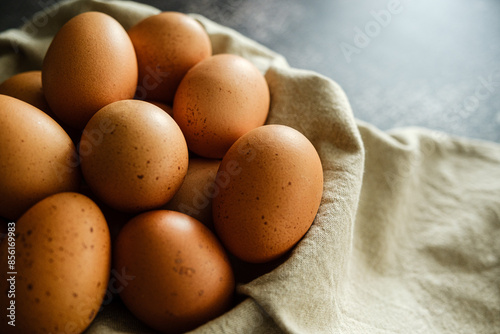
top-left (1, 0), bottom-right (499, 333)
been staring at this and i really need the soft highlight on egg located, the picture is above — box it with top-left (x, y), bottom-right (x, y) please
top-left (114, 210), bottom-right (235, 334)
top-left (128, 12), bottom-right (212, 103)
top-left (0, 94), bottom-right (80, 220)
top-left (173, 54), bottom-right (270, 159)
top-left (0, 192), bottom-right (111, 334)
top-left (79, 99), bottom-right (188, 213)
top-left (42, 11), bottom-right (138, 129)
top-left (213, 125), bottom-right (324, 263)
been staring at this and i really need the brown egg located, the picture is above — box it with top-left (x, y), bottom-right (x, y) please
top-left (173, 54), bottom-right (270, 158)
top-left (0, 192), bottom-right (111, 334)
top-left (0, 94), bottom-right (81, 220)
top-left (162, 158), bottom-right (220, 229)
top-left (114, 210), bottom-right (234, 334)
top-left (213, 125), bottom-right (324, 263)
top-left (128, 12), bottom-right (212, 103)
top-left (42, 11), bottom-right (138, 129)
top-left (79, 99), bottom-right (188, 213)
top-left (0, 71), bottom-right (82, 144)
top-left (0, 71), bottom-right (52, 115)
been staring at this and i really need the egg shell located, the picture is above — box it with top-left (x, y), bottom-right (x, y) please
top-left (0, 71), bottom-right (82, 144)
top-left (0, 71), bottom-right (52, 115)
top-left (162, 157), bottom-right (220, 229)
top-left (213, 124), bottom-right (324, 263)
top-left (78, 183), bottom-right (133, 245)
top-left (0, 192), bottom-right (111, 334)
top-left (128, 11), bottom-right (212, 103)
top-left (79, 99), bottom-right (188, 213)
top-left (173, 54), bottom-right (270, 158)
top-left (146, 100), bottom-right (174, 117)
top-left (0, 94), bottom-right (81, 220)
top-left (42, 11), bottom-right (138, 129)
top-left (114, 210), bottom-right (235, 334)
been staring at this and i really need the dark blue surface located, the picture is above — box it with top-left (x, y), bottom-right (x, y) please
top-left (2, 0), bottom-right (499, 142)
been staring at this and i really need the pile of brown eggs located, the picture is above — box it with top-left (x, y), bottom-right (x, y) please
top-left (0, 11), bottom-right (323, 334)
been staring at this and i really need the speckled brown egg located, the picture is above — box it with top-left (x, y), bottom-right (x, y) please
top-left (42, 11), bottom-right (138, 129)
top-left (79, 99), bottom-right (188, 213)
top-left (0, 192), bottom-right (111, 334)
top-left (173, 54), bottom-right (270, 158)
top-left (128, 12), bottom-right (212, 103)
top-left (0, 71), bottom-right (81, 143)
top-left (213, 125), bottom-right (323, 263)
top-left (0, 94), bottom-right (81, 220)
top-left (114, 210), bottom-right (234, 334)
top-left (162, 158), bottom-right (220, 229)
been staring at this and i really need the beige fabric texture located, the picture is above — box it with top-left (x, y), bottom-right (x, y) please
top-left (1, 0), bottom-right (499, 333)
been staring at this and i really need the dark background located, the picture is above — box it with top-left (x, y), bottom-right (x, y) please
top-left (1, 0), bottom-right (499, 143)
